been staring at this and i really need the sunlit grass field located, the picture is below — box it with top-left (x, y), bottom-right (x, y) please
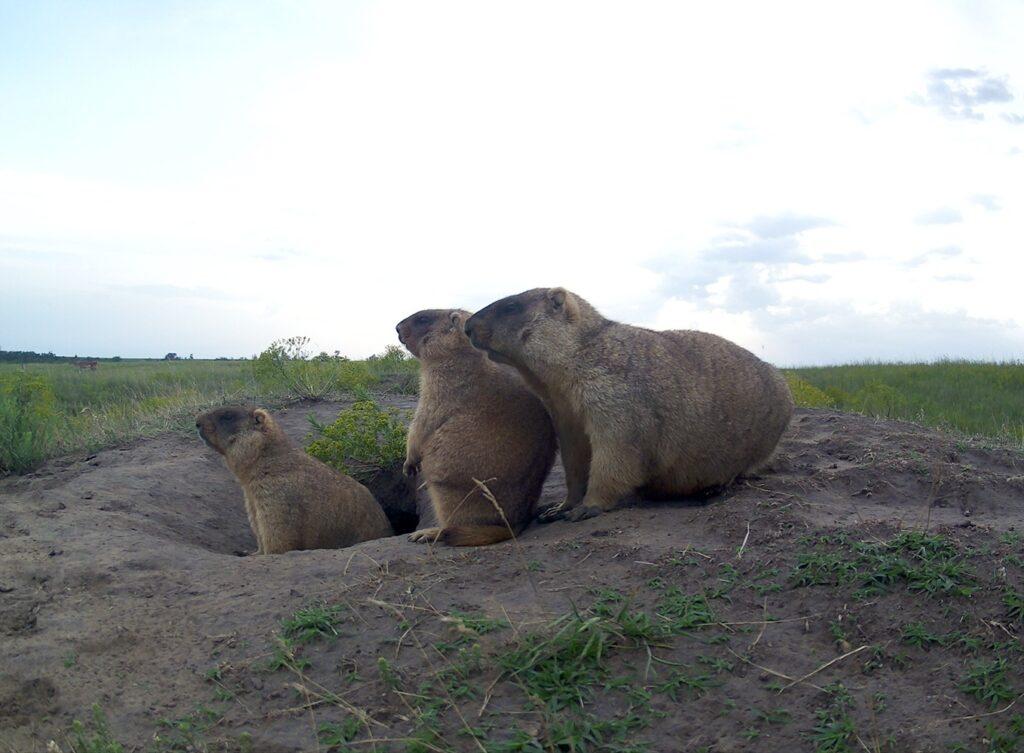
top-left (1, 357), bottom-right (1021, 475)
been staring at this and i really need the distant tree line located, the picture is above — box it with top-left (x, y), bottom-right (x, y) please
top-left (0, 349), bottom-right (75, 363)
top-left (0, 350), bottom-right (123, 364)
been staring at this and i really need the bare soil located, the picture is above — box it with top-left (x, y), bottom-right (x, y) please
top-left (1, 399), bottom-right (1023, 752)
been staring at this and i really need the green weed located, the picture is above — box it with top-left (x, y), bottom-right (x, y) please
top-left (959, 658), bottom-right (1018, 708)
top-left (306, 400), bottom-right (408, 481)
top-left (66, 705), bottom-right (126, 753)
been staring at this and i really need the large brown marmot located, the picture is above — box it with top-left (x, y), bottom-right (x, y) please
top-left (196, 406), bottom-right (393, 553)
top-left (396, 308), bottom-right (557, 546)
top-left (464, 288), bottom-right (793, 522)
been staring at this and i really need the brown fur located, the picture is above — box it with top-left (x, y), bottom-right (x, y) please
top-left (465, 288), bottom-right (794, 521)
top-left (396, 308), bottom-right (557, 546)
top-left (196, 406), bottom-right (392, 553)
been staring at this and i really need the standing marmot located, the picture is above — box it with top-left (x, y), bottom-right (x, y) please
top-left (464, 288), bottom-right (793, 522)
top-left (196, 406), bottom-right (392, 553)
top-left (396, 308), bottom-right (557, 546)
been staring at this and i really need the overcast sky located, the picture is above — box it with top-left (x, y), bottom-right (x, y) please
top-left (1, 1), bottom-right (1022, 364)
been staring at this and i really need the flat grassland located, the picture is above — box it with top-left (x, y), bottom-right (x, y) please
top-left (0, 356), bottom-right (417, 473)
top-left (786, 360), bottom-right (1024, 446)
top-left (1, 358), bottom-right (1021, 476)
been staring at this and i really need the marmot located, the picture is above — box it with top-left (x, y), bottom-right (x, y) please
top-left (196, 406), bottom-right (393, 553)
top-left (464, 288), bottom-right (793, 521)
top-left (396, 308), bottom-right (557, 546)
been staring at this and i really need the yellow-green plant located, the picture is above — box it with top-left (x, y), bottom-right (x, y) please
top-left (0, 371), bottom-right (58, 474)
top-left (306, 399), bottom-right (408, 481)
top-left (784, 374), bottom-right (835, 409)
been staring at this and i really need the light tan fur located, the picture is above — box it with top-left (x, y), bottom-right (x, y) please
top-left (196, 406), bottom-right (392, 553)
top-left (465, 288), bottom-right (794, 522)
top-left (396, 309), bottom-right (557, 546)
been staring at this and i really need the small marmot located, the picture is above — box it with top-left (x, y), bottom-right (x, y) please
top-left (396, 309), bottom-right (557, 546)
top-left (464, 288), bottom-right (793, 521)
top-left (196, 406), bottom-right (393, 553)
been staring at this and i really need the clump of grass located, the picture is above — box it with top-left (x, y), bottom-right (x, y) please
top-left (1003, 589), bottom-right (1024, 624)
top-left (790, 531), bottom-right (976, 598)
top-left (807, 683), bottom-right (856, 753)
top-left (499, 609), bottom-right (616, 711)
top-left (318, 717), bottom-right (362, 751)
top-left (281, 602), bottom-right (345, 644)
top-left (960, 658), bottom-right (1018, 708)
top-left (656, 588), bottom-right (716, 631)
top-left (306, 400), bottom-right (408, 482)
top-left (0, 370), bottom-right (59, 473)
top-left (64, 705), bottom-right (126, 753)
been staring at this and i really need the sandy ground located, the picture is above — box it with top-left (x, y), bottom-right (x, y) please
top-left (1, 400), bottom-right (1022, 752)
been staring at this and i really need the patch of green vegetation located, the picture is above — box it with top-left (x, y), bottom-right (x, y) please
top-left (807, 683), bottom-right (857, 753)
top-left (654, 667), bottom-right (717, 700)
top-left (281, 602), bottom-right (345, 644)
top-left (1004, 589), bottom-right (1024, 623)
top-left (902, 621), bottom-right (945, 648)
top-left (306, 399), bottom-right (408, 481)
top-left (784, 374), bottom-right (836, 408)
top-left (261, 636), bottom-right (311, 673)
top-left (656, 588), bottom-right (716, 631)
top-left (0, 370), bottom-right (59, 473)
top-left (0, 341), bottom-right (419, 475)
top-left (252, 336), bottom-right (377, 401)
top-left (984, 715), bottom-right (1024, 753)
top-left (959, 658), bottom-right (1018, 708)
top-left (784, 360), bottom-right (1024, 446)
top-left (753, 707), bottom-right (793, 725)
top-left (66, 705), bottom-right (126, 753)
top-left (365, 344), bottom-right (420, 394)
top-left (791, 531), bottom-right (976, 599)
top-left (318, 717), bottom-right (362, 752)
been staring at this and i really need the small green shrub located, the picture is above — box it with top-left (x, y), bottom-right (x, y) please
top-left (0, 370), bottom-right (59, 474)
top-left (784, 375), bottom-right (835, 409)
top-left (306, 400), bottom-right (408, 481)
top-left (252, 336), bottom-right (376, 401)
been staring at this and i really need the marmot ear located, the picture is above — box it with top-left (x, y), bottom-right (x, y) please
top-left (548, 287), bottom-right (578, 321)
top-left (448, 310), bottom-right (466, 330)
top-left (252, 408), bottom-right (270, 427)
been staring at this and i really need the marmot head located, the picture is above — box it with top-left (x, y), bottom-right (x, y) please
top-left (464, 288), bottom-right (588, 366)
top-left (395, 309), bottom-right (473, 361)
top-left (195, 406), bottom-right (273, 455)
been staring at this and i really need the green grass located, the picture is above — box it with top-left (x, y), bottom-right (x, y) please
top-left (0, 350), bottom-right (419, 474)
top-left (784, 359), bottom-right (1024, 446)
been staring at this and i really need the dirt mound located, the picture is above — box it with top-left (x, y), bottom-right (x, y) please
top-left (0, 402), bottom-right (1022, 751)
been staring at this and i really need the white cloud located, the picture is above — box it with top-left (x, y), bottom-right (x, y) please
top-left (1, 1), bottom-right (1023, 362)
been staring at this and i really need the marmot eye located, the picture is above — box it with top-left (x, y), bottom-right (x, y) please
top-left (501, 302), bottom-right (521, 316)
top-left (415, 316), bottom-right (430, 325)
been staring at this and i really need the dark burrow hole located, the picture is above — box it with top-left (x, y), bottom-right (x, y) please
top-left (161, 464), bottom-right (430, 558)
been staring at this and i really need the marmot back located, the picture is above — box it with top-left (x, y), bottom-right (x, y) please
top-left (196, 406), bottom-right (392, 553)
top-left (396, 308), bottom-right (557, 546)
top-left (465, 287), bottom-right (793, 522)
